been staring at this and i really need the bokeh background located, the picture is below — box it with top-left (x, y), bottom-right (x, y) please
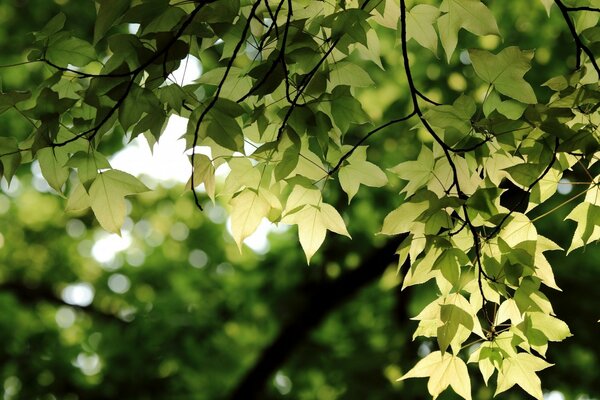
top-left (0, 1), bottom-right (598, 399)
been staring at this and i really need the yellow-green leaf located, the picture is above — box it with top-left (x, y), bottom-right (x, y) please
top-left (399, 351), bottom-right (472, 400)
top-left (339, 147), bottom-right (388, 203)
top-left (469, 47), bottom-right (537, 104)
top-left (438, 0), bottom-right (500, 61)
top-left (229, 188), bottom-right (270, 251)
top-left (89, 170), bottom-right (149, 234)
top-left (495, 352), bottom-right (552, 400)
top-left (406, 4), bottom-right (440, 55)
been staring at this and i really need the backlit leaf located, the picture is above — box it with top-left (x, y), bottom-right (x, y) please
top-left (469, 47), bottom-right (537, 104)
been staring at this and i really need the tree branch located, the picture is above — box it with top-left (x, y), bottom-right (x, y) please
top-left (554, 0), bottom-right (600, 75)
top-left (328, 111), bottom-right (417, 177)
top-left (0, 281), bottom-right (125, 324)
top-left (227, 236), bottom-right (404, 400)
top-left (190, 0), bottom-right (262, 211)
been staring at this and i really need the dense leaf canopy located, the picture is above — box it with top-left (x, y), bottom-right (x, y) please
top-left (0, 0), bottom-right (600, 399)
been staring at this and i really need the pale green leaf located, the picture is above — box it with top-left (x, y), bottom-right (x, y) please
top-left (399, 351), bottom-right (472, 400)
top-left (285, 205), bottom-right (326, 264)
top-left (584, 177), bottom-right (600, 206)
top-left (403, 247), bottom-right (440, 289)
top-left (565, 202), bottom-right (600, 253)
top-left (282, 190), bottom-right (350, 263)
top-left (89, 170), bottom-right (149, 234)
top-left (389, 145), bottom-right (434, 197)
top-left (222, 158), bottom-right (262, 198)
top-left (499, 213), bottom-right (537, 248)
top-left (539, 0), bottom-right (554, 16)
top-left (46, 37), bottom-right (96, 67)
top-left (380, 201), bottom-right (429, 235)
top-left (495, 352), bottom-right (552, 400)
top-left (89, 175), bottom-right (127, 234)
top-left (37, 148), bottom-right (69, 194)
top-left (319, 203), bottom-right (351, 238)
top-left (496, 299), bottom-right (523, 325)
top-left (406, 4), bottom-right (440, 55)
top-left (0, 137), bottom-right (21, 184)
top-left (469, 47), bottom-right (537, 104)
top-left (230, 188), bottom-right (270, 251)
top-left (339, 147), bottom-right (388, 203)
top-left (467, 342), bottom-right (501, 385)
top-left (328, 61), bottom-right (374, 88)
top-left (528, 312), bottom-right (572, 342)
top-left (187, 154), bottom-right (216, 202)
top-left (438, 0), bottom-right (500, 61)
top-left (66, 151), bottom-right (111, 190)
top-left (65, 182), bottom-right (91, 213)
top-left (282, 185), bottom-right (322, 217)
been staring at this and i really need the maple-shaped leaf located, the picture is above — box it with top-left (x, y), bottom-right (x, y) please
top-left (37, 147), bottom-right (70, 194)
top-left (229, 188), bottom-right (271, 251)
top-left (389, 145), bottom-right (435, 197)
top-left (89, 170), bottom-right (149, 234)
top-left (338, 146), bottom-right (387, 203)
top-left (469, 47), bottom-right (537, 104)
top-left (438, 0), bottom-right (500, 61)
top-left (539, 0), bottom-right (553, 16)
top-left (565, 202), bottom-right (600, 253)
top-left (187, 154), bottom-right (216, 202)
top-left (398, 350), bottom-right (472, 400)
top-left (495, 352), bottom-right (552, 400)
top-left (380, 200), bottom-right (429, 235)
top-left (282, 186), bottom-right (350, 263)
top-left (406, 4), bottom-right (440, 55)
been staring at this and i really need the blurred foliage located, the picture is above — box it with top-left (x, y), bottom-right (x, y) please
top-left (0, 1), bottom-right (599, 400)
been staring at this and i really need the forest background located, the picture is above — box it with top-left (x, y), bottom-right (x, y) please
top-left (0, 0), bottom-right (599, 399)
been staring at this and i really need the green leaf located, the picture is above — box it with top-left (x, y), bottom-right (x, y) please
top-left (67, 151), bottom-right (111, 190)
top-left (330, 87), bottom-right (370, 133)
top-left (398, 351), bottom-right (472, 400)
top-left (528, 312), bottom-right (572, 342)
top-left (497, 99), bottom-right (527, 120)
top-left (469, 47), bottom-right (537, 104)
top-left (282, 195), bottom-right (350, 263)
top-left (338, 146), bottom-right (387, 203)
top-left (274, 145), bottom-right (300, 181)
top-left (35, 13), bottom-right (66, 39)
top-left (187, 154), bottom-right (216, 203)
top-left (229, 188), bottom-right (271, 251)
top-left (380, 200), bottom-right (429, 235)
top-left (94, 0), bottom-right (131, 43)
top-left (0, 137), bottom-right (21, 183)
top-left (406, 4), bottom-right (440, 55)
top-left (388, 145), bottom-right (435, 197)
top-left (495, 352), bottom-right (552, 400)
top-left (328, 61), bottom-right (374, 88)
top-left (437, 302), bottom-right (474, 354)
top-left (539, 0), bottom-right (554, 16)
top-left (468, 342), bottom-right (502, 385)
top-left (46, 36), bottom-right (96, 67)
top-left (89, 170), bottom-right (149, 234)
top-left (565, 202), bottom-right (600, 253)
top-left (37, 148), bottom-right (69, 194)
top-left (206, 110), bottom-right (244, 152)
top-left (438, 0), bottom-right (500, 61)
top-left (434, 248), bottom-right (468, 285)
top-left (65, 182), bottom-right (91, 213)
top-left (0, 90), bottom-right (31, 115)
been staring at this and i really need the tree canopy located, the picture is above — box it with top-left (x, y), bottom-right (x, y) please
top-left (1, 0), bottom-right (600, 399)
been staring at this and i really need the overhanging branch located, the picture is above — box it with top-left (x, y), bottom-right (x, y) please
top-left (227, 236), bottom-right (404, 399)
